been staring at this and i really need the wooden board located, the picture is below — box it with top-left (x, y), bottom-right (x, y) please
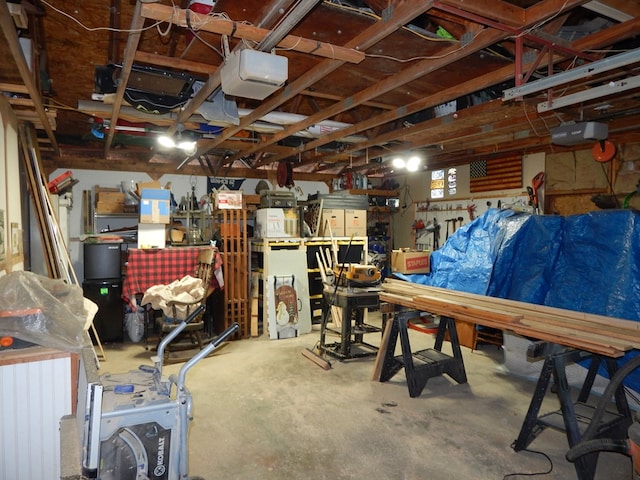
top-left (380, 279), bottom-right (640, 358)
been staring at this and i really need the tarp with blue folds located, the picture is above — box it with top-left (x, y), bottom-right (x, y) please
top-left (395, 208), bottom-right (640, 390)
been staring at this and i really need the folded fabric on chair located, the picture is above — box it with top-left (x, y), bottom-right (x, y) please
top-left (141, 275), bottom-right (205, 320)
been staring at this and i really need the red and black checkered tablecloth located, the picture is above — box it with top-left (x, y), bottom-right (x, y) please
top-left (122, 247), bottom-right (221, 304)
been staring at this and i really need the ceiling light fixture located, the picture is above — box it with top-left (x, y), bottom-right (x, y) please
top-left (390, 154), bottom-right (422, 172)
top-left (392, 157), bottom-right (406, 169)
top-left (502, 48), bottom-right (640, 101)
top-left (407, 155), bottom-right (421, 172)
top-left (157, 123), bottom-right (197, 155)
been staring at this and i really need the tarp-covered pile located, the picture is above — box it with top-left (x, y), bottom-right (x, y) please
top-left (397, 208), bottom-right (640, 387)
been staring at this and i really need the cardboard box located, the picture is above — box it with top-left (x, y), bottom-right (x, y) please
top-left (137, 223), bottom-right (166, 249)
top-left (319, 208), bottom-right (345, 237)
top-left (97, 191), bottom-right (125, 203)
top-left (139, 188), bottom-right (170, 224)
top-left (96, 201), bottom-right (124, 214)
top-left (254, 208), bottom-right (288, 238)
top-left (391, 249), bottom-right (431, 274)
top-left (345, 209), bottom-right (367, 237)
top-left (94, 188), bottom-right (125, 213)
top-left (215, 190), bottom-right (243, 209)
top-left (136, 180), bottom-right (162, 197)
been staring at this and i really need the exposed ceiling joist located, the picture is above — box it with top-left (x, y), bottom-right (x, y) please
top-left (104, 0), bottom-right (144, 156)
top-left (0, 0), bottom-right (59, 154)
top-left (5, 0), bottom-right (640, 178)
top-left (139, 3), bottom-right (364, 64)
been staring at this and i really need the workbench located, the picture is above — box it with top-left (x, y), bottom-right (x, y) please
top-left (378, 279), bottom-right (640, 480)
top-left (319, 286), bottom-right (381, 360)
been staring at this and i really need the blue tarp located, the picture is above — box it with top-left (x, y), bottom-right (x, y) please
top-left (396, 208), bottom-right (640, 390)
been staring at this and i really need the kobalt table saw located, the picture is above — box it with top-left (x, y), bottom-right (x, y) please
top-left (82, 305), bottom-right (238, 479)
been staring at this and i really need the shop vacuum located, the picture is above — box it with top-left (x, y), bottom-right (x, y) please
top-left (566, 354), bottom-right (640, 479)
top-left (82, 305), bottom-right (238, 479)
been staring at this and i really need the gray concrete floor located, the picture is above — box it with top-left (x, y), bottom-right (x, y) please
top-left (98, 317), bottom-right (633, 480)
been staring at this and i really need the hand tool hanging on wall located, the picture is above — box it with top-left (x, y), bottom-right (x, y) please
top-left (529, 172), bottom-right (545, 214)
top-left (432, 218), bottom-right (440, 250)
top-left (466, 204), bottom-right (476, 221)
top-left (445, 219), bottom-right (453, 240)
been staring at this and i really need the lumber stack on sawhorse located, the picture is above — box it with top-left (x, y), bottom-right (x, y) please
top-left (378, 279), bottom-right (640, 480)
top-left (373, 308), bottom-right (467, 398)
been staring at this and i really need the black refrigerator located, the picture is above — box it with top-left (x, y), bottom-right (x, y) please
top-left (82, 243), bottom-right (124, 343)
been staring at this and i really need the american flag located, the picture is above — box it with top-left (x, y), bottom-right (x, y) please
top-left (469, 156), bottom-right (522, 193)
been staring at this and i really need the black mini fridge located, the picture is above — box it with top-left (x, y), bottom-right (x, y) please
top-left (82, 279), bottom-right (124, 343)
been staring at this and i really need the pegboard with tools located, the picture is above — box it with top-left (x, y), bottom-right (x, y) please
top-left (413, 194), bottom-right (532, 251)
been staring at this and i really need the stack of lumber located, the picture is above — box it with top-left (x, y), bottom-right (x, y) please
top-left (381, 279), bottom-right (640, 358)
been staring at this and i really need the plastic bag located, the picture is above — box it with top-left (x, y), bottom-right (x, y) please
top-left (125, 311), bottom-right (144, 343)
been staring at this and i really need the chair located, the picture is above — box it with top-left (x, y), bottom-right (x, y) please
top-left (155, 247), bottom-right (217, 357)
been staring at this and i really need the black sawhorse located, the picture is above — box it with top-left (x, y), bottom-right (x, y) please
top-left (378, 309), bottom-right (467, 397)
top-left (512, 343), bottom-right (632, 480)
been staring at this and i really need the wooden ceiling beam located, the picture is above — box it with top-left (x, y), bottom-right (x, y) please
top-left (572, 17), bottom-right (640, 52)
top-left (259, 27), bottom-right (508, 165)
top-left (242, 0), bottom-right (606, 169)
top-left (134, 51), bottom-right (217, 75)
top-left (272, 13), bottom-right (640, 171)
top-left (139, 3), bottom-right (365, 64)
top-left (435, 0), bottom-right (524, 25)
top-left (594, 0), bottom-right (640, 18)
top-left (243, 25), bottom-right (504, 167)
top-left (0, 0), bottom-right (59, 155)
top-left (524, 0), bottom-right (592, 25)
top-left (104, 0), bottom-right (145, 157)
top-left (0, 82), bottom-right (29, 94)
top-left (195, 0), bottom-right (438, 157)
top-left (301, 89), bottom-right (395, 110)
top-left (270, 60), bottom-right (518, 166)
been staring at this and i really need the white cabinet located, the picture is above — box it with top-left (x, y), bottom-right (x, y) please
top-left (250, 239), bottom-right (311, 339)
top-left (0, 347), bottom-right (78, 480)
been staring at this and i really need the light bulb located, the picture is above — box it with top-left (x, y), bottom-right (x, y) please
top-left (407, 155), bottom-right (421, 172)
top-left (158, 135), bottom-right (175, 148)
top-left (392, 157), bottom-right (405, 169)
top-left (176, 140), bottom-right (196, 152)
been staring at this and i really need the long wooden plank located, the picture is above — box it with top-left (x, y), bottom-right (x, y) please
top-left (380, 292), bottom-right (624, 357)
top-left (379, 282), bottom-right (636, 357)
top-left (383, 282), bottom-right (640, 343)
top-left (517, 318), bottom-right (635, 351)
top-left (407, 288), bottom-right (640, 344)
top-left (371, 318), bottom-right (394, 382)
top-left (384, 279), bottom-right (640, 330)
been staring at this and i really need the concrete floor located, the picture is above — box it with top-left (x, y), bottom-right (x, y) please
top-left (97, 317), bottom-right (633, 480)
